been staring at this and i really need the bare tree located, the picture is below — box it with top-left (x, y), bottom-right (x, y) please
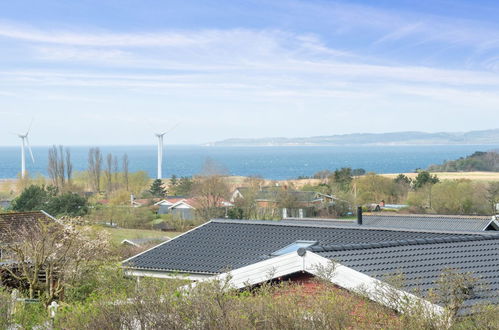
top-left (48, 145), bottom-right (59, 187)
top-left (192, 158), bottom-right (231, 220)
top-left (232, 177), bottom-right (264, 219)
top-left (113, 156), bottom-right (119, 190)
top-left (88, 147), bottom-right (102, 192)
top-left (122, 154), bottom-right (129, 191)
top-left (192, 176), bottom-right (230, 220)
top-left (0, 219), bottom-right (109, 305)
top-left (58, 145), bottom-right (66, 188)
top-left (201, 157), bottom-right (229, 176)
top-left (105, 153), bottom-right (113, 194)
top-left (66, 148), bottom-right (73, 184)
top-left (47, 145), bottom-right (66, 190)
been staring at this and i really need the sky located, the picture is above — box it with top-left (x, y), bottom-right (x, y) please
top-left (1, 0), bottom-right (499, 145)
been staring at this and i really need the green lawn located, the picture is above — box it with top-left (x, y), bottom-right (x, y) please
top-left (102, 227), bottom-right (183, 245)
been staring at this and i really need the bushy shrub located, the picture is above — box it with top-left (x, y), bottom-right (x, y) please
top-left (86, 206), bottom-right (156, 228)
top-left (431, 180), bottom-right (490, 215)
top-left (158, 213), bottom-right (205, 232)
top-left (0, 288), bottom-right (11, 328)
top-left (56, 278), bottom-right (403, 329)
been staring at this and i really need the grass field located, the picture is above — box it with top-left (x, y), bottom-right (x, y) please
top-left (228, 172), bottom-right (499, 186)
top-left (102, 227), bottom-right (183, 245)
top-left (380, 171), bottom-right (499, 182)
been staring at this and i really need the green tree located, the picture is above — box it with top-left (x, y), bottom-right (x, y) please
top-left (128, 171), bottom-right (150, 196)
top-left (149, 179), bottom-right (167, 198)
top-left (355, 173), bottom-right (400, 204)
top-left (11, 185), bottom-right (50, 211)
top-left (352, 168), bottom-right (366, 176)
top-left (169, 174), bottom-right (178, 189)
top-left (173, 177), bottom-right (194, 196)
top-left (329, 168), bottom-right (353, 192)
top-left (431, 180), bottom-right (489, 215)
top-left (413, 171), bottom-right (439, 189)
top-left (46, 193), bottom-right (89, 217)
top-left (394, 174), bottom-right (411, 185)
top-left (486, 182), bottom-right (499, 214)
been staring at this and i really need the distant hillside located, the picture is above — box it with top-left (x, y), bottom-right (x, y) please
top-left (428, 151), bottom-right (499, 172)
top-left (207, 129), bottom-right (499, 146)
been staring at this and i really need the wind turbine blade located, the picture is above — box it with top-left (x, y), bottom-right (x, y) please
top-left (26, 137), bottom-right (35, 163)
top-left (165, 121), bottom-right (181, 134)
top-left (26, 118), bottom-right (34, 135)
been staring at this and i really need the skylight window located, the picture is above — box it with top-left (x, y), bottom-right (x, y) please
top-left (271, 240), bottom-right (317, 256)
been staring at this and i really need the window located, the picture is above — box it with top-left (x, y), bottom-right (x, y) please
top-left (271, 240), bottom-right (317, 256)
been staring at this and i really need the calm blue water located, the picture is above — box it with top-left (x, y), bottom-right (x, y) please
top-left (0, 145), bottom-right (497, 180)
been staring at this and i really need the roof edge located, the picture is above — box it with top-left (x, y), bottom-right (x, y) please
top-left (210, 218), bottom-right (494, 235)
top-left (308, 234), bottom-right (499, 253)
top-left (122, 220), bottom-right (213, 264)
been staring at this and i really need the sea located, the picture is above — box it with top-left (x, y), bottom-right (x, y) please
top-left (0, 145), bottom-right (497, 180)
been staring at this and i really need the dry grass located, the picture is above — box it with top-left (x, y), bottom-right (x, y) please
top-left (381, 171), bottom-right (499, 182)
top-left (0, 179), bottom-right (18, 199)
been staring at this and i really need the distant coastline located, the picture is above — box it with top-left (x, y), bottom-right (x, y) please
top-left (206, 129), bottom-right (499, 147)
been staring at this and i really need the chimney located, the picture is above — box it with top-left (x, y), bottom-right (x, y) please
top-left (357, 206), bottom-right (363, 225)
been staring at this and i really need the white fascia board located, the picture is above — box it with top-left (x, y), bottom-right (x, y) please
top-left (40, 210), bottom-right (62, 224)
top-left (214, 253), bottom-right (304, 289)
top-left (304, 252), bottom-right (444, 316)
top-left (154, 200), bottom-right (171, 206)
top-left (195, 251), bottom-right (443, 316)
top-left (485, 218), bottom-right (499, 230)
top-left (124, 269), bottom-right (211, 281)
top-left (169, 201), bottom-right (195, 210)
top-left (121, 239), bottom-right (140, 247)
top-left (230, 190), bottom-right (243, 202)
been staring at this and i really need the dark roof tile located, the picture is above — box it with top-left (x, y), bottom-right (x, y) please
top-left (124, 219), bottom-right (473, 274)
top-left (285, 214), bottom-right (499, 232)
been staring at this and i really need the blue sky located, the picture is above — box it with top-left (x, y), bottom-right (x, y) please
top-left (1, 0), bottom-right (499, 145)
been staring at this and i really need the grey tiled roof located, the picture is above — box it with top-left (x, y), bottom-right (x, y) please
top-left (316, 234), bottom-right (499, 314)
top-left (124, 219), bottom-right (475, 275)
top-left (0, 211), bottom-right (52, 235)
top-left (286, 214), bottom-right (499, 232)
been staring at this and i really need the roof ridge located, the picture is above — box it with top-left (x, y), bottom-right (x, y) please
top-left (307, 234), bottom-right (499, 252)
top-left (0, 211), bottom-right (46, 216)
top-left (364, 214), bottom-right (492, 220)
top-left (210, 218), bottom-right (495, 235)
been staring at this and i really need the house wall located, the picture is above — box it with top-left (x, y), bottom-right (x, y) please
top-left (158, 206), bottom-right (195, 220)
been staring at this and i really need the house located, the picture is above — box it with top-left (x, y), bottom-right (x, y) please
top-left (155, 197), bottom-right (233, 220)
top-left (123, 218), bottom-right (499, 315)
top-left (231, 186), bottom-right (335, 218)
top-left (286, 214), bottom-right (499, 232)
top-left (130, 195), bottom-right (160, 207)
top-left (0, 211), bottom-right (58, 286)
top-left (154, 197), bottom-right (187, 208)
top-left (1, 211), bottom-right (57, 258)
top-left (0, 210), bottom-right (56, 235)
top-left (155, 197), bottom-right (196, 220)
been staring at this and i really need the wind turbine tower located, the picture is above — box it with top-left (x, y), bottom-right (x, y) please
top-left (155, 132), bottom-right (166, 179)
top-left (17, 128), bottom-right (35, 178)
top-left (154, 123), bottom-right (179, 180)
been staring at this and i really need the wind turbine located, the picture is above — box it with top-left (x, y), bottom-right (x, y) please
top-left (155, 123), bottom-right (179, 179)
top-left (16, 122), bottom-right (35, 178)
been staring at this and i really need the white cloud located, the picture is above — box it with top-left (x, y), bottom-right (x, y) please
top-left (0, 22), bottom-right (207, 47)
top-left (1, 8), bottom-right (499, 144)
